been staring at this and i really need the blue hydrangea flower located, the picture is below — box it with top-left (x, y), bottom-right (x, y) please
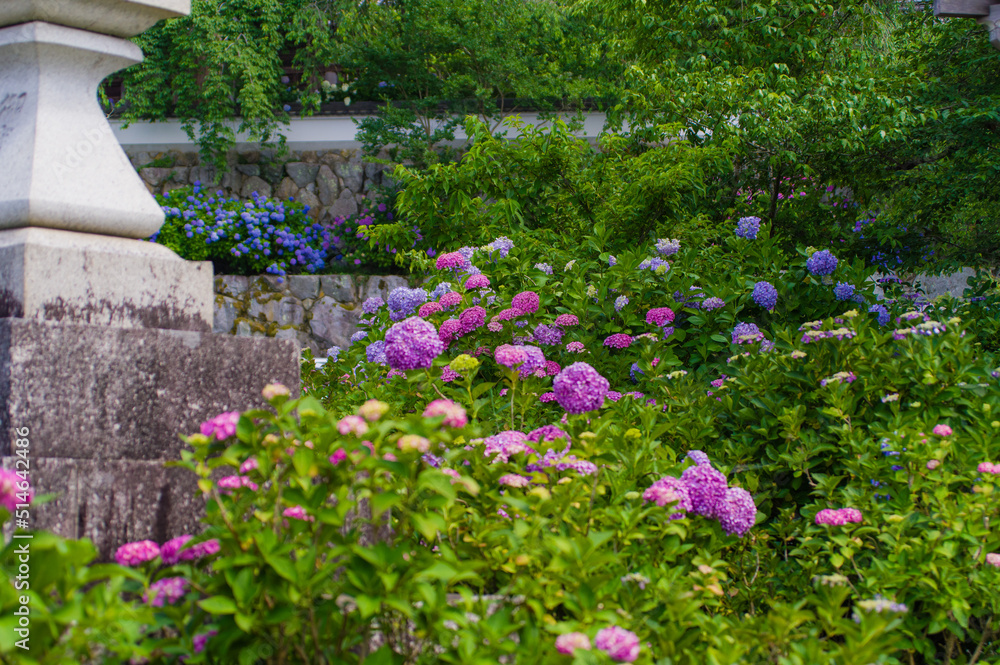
top-left (387, 287), bottom-right (428, 319)
top-left (655, 238), bottom-right (681, 256)
top-left (752, 281), bottom-right (778, 311)
top-left (869, 304), bottom-right (890, 326)
top-left (350, 331), bottom-right (368, 344)
top-left (834, 282), bottom-right (855, 301)
top-left (365, 340), bottom-right (387, 365)
top-left (806, 249), bottom-right (838, 276)
top-left (534, 263), bottom-right (553, 275)
top-left (429, 282), bottom-right (452, 300)
top-left (614, 295), bottom-right (629, 311)
top-left (735, 216), bottom-right (761, 239)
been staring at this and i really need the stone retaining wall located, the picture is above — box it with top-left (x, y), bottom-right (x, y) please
top-left (214, 274), bottom-right (408, 356)
top-left (127, 147), bottom-right (392, 223)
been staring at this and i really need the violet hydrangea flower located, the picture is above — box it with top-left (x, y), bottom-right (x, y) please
top-left (735, 216), bottom-right (761, 239)
top-left (555, 632), bottom-right (591, 654)
top-left (646, 307), bottom-right (675, 326)
top-left (144, 577), bottom-right (188, 607)
top-left (833, 282), bottom-right (855, 301)
top-left (511, 291), bottom-right (540, 315)
top-left (680, 464), bottom-right (728, 518)
top-left (806, 249), bottom-right (838, 276)
top-left (718, 487), bottom-right (756, 536)
top-left (642, 476), bottom-right (692, 519)
top-left (553, 362), bottom-right (610, 414)
top-left (531, 323), bottom-right (564, 346)
top-left (366, 340), bottom-right (387, 365)
top-left (752, 281), bottom-right (778, 311)
top-left (362, 296), bottom-right (384, 314)
top-left (594, 626), bottom-right (640, 663)
top-left (686, 450), bottom-right (711, 466)
top-left (604, 333), bottom-right (633, 349)
top-left (702, 297), bottom-right (725, 310)
top-left (384, 317), bottom-right (444, 370)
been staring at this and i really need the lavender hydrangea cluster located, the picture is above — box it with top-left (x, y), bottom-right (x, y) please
top-left (642, 476), bottom-right (692, 519)
top-left (752, 281), bottom-right (778, 310)
top-left (806, 249), bottom-right (838, 276)
top-left (701, 297), bottom-right (725, 310)
top-left (655, 238), bottom-right (681, 256)
top-left (483, 236), bottom-right (514, 258)
top-left (365, 340), bottom-right (387, 365)
top-left (429, 282), bottom-right (452, 300)
top-left (553, 362), bottom-right (610, 414)
top-left (681, 464), bottom-right (728, 518)
top-left (362, 296), bottom-right (384, 314)
top-left (531, 323), bottom-right (564, 346)
top-left (731, 322), bottom-right (765, 345)
top-left (735, 216), bottom-right (761, 239)
top-left (638, 257), bottom-right (670, 273)
top-left (387, 287), bottom-right (429, 320)
top-left (534, 262), bottom-right (553, 274)
top-left (869, 303), bottom-right (890, 326)
top-left (384, 317), bottom-right (444, 370)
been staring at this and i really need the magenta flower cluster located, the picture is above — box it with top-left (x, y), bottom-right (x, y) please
top-left (384, 317), bottom-right (444, 370)
top-left (814, 507), bottom-right (863, 526)
top-left (644, 455), bottom-right (757, 536)
top-left (200, 411), bottom-right (239, 441)
top-left (604, 333), bottom-right (633, 349)
top-left (645, 307), bottom-right (675, 326)
top-left (594, 626), bottom-right (640, 662)
top-left (553, 362), bottom-right (610, 414)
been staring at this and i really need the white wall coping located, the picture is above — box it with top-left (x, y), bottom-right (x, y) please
top-left (112, 111), bottom-right (609, 153)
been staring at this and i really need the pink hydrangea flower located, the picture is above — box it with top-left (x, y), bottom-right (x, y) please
top-left (0, 469), bottom-right (31, 512)
top-left (978, 462), bottom-right (999, 474)
top-left (239, 457), bottom-right (258, 474)
top-left (441, 367), bottom-right (461, 382)
top-left (439, 291), bottom-right (462, 308)
top-left (338, 415), bottom-right (368, 436)
top-left (329, 449), bottom-right (347, 465)
top-left (283, 506), bottom-right (313, 521)
top-left (161, 536), bottom-right (220, 565)
top-left (496, 308), bottom-right (518, 321)
top-left (815, 507), bottom-right (863, 526)
top-left (495, 344), bottom-right (528, 368)
top-left (435, 251), bottom-right (469, 270)
top-left (594, 626), bottom-right (640, 662)
top-left (143, 577), bottom-right (188, 607)
top-left (464, 274), bottom-right (490, 289)
top-left (566, 341), bottom-right (586, 353)
top-left (115, 540), bottom-right (161, 567)
top-left (459, 306), bottom-right (487, 333)
top-left (423, 399), bottom-right (468, 428)
top-left (646, 307), bottom-right (675, 326)
top-left (603, 334), bottom-right (633, 349)
top-left (986, 553), bottom-right (1000, 567)
top-left (262, 383), bottom-right (290, 400)
top-left (511, 291), bottom-right (540, 315)
top-left (398, 435), bottom-right (431, 453)
top-left (439, 317), bottom-right (464, 344)
top-left (555, 632), bottom-right (591, 654)
top-left (554, 314), bottom-right (579, 326)
top-left (643, 476), bottom-right (692, 519)
top-left (200, 411), bottom-right (240, 440)
top-left (926, 459), bottom-right (940, 470)
top-left (932, 424), bottom-right (953, 437)
top-left (418, 301), bottom-right (443, 317)
top-left (487, 321), bottom-right (503, 332)
top-left (217, 475), bottom-right (258, 492)
top-left (545, 360), bottom-right (562, 376)
top-left (498, 474), bottom-right (531, 488)
top-left (159, 535), bottom-right (194, 565)
top-left (540, 392), bottom-right (557, 402)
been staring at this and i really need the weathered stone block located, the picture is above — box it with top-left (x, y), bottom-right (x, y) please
top-left (296, 189), bottom-right (321, 218)
top-left (287, 275), bottom-right (319, 300)
top-left (241, 175), bottom-right (272, 199)
top-left (316, 164), bottom-right (339, 205)
top-left (0, 0), bottom-right (190, 38)
top-left (235, 164), bottom-right (260, 177)
top-left (310, 296), bottom-right (359, 348)
top-left (334, 162), bottom-right (364, 192)
top-left (275, 177), bottom-right (298, 201)
top-left (327, 188), bottom-right (358, 220)
top-left (219, 274), bottom-right (249, 297)
top-left (360, 275), bottom-right (408, 304)
top-left (0, 227), bottom-right (213, 331)
top-left (320, 274), bottom-right (354, 302)
top-left (214, 296), bottom-right (238, 333)
top-left (285, 162), bottom-right (320, 188)
top-left (0, 318), bottom-right (300, 460)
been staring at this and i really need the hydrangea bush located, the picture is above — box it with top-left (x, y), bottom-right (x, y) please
top-left (2, 221), bottom-right (999, 663)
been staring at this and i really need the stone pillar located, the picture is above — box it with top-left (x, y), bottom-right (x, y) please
top-left (0, 1), bottom-right (300, 558)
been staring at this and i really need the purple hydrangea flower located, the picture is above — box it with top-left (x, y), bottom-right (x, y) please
top-left (604, 333), bottom-right (633, 349)
top-left (806, 249), bottom-right (838, 276)
top-left (833, 282), bottom-right (855, 301)
top-left (517, 345), bottom-right (547, 378)
top-left (655, 238), bottom-right (680, 256)
top-left (534, 262), bottom-right (553, 274)
top-left (366, 340), bottom-right (387, 365)
top-left (362, 297), bottom-right (384, 314)
top-left (429, 282), bottom-right (452, 300)
top-left (686, 450), bottom-right (711, 466)
top-left (643, 476), bottom-right (692, 519)
top-left (594, 626), bottom-right (640, 662)
top-left (702, 297), bottom-right (725, 310)
top-left (387, 287), bottom-right (428, 319)
top-left (384, 317), bottom-right (444, 370)
top-left (350, 331), bottom-right (368, 344)
top-left (484, 236), bottom-right (514, 258)
top-left (614, 295), bottom-right (629, 311)
top-left (531, 323), bottom-right (564, 346)
top-left (115, 540), bottom-right (160, 567)
top-left (553, 362), bottom-right (610, 414)
top-left (526, 425), bottom-right (569, 443)
top-left (608, 255), bottom-right (617, 266)
top-left (681, 464), bottom-right (728, 518)
top-left (869, 304), bottom-right (890, 326)
top-left (735, 216), bottom-right (761, 239)
top-left (718, 487), bottom-right (756, 536)
top-left (731, 322), bottom-right (764, 345)
top-left (752, 281), bottom-right (778, 311)
top-left (144, 577), bottom-right (188, 607)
